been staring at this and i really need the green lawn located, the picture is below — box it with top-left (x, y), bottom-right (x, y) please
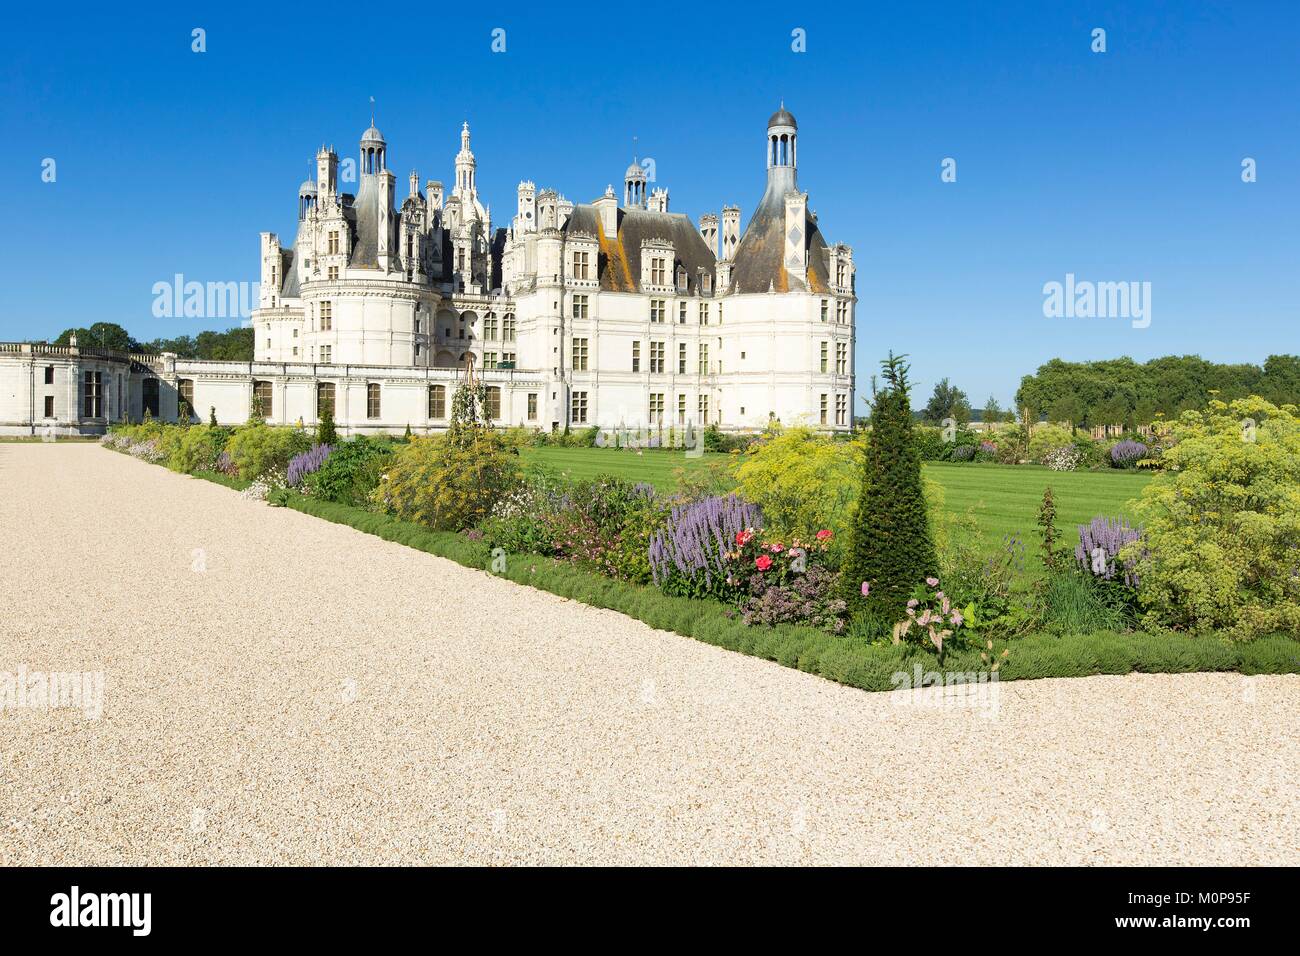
top-left (521, 446), bottom-right (1152, 552)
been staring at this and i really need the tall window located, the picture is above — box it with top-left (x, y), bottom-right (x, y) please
top-left (820, 342), bottom-right (828, 373)
top-left (837, 301), bottom-right (849, 324)
top-left (366, 382), bottom-right (381, 419)
top-left (320, 344), bottom-right (332, 364)
top-left (836, 394), bottom-right (847, 426)
top-left (503, 313), bottom-right (516, 342)
top-left (44, 395), bottom-right (55, 417)
top-left (253, 379), bottom-right (273, 418)
top-left (319, 300), bottom-right (332, 331)
top-left (651, 257), bottom-right (666, 285)
top-left (328, 230), bottom-right (339, 254)
top-left (483, 352), bottom-right (498, 370)
top-left (649, 341), bottom-right (664, 373)
top-left (428, 384), bottom-right (445, 419)
top-left (44, 365), bottom-right (54, 385)
top-left (328, 265), bottom-right (339, 281)
top-left (677, 393), bottom-right (686, 425)
top-left (572, 337), bottom-right (588, 371)
top-left (678, 343), bottom-right (687, 374)
top-left (836, 342), bottom-right (847, 375)
top-left (650, 300), bottom-right (665, 323)
top-left (572, 250), bottom-right (590, 279)
top-left (678, 301), bottom-right (687, 324)
top-left (527, 393), bottom-right (537, 421)
top-left (572, 294), bottom-right (589, 320)
top-left (317, 382), bottom-right (335, 418)
top-left (698, 394), bottom-right (710, 425)
top-left (485, 387), bottom-right (501, 421)
top-left (484, 314), bottom-right (498, 340)
top-left (571, 390), bottom-right (588, 424)
top-left (699, 303), bottom-right (709, 325)
top-left (631, 341), bottom-right (641, 373)
top-left (821, 300), bottom-right (829, 322)
top-left (698, 343), bottom-right (709, 375)
top-left (178, 379), bottom-right (194, 419)
top-left (820, 394), bottom-right (828, 425)
top-left (648, 392), bottom-right (665, 424)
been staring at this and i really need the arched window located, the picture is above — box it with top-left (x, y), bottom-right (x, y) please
top-left (316, 382), bottom-right (335, 418)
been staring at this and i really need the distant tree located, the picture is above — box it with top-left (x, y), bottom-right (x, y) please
top-left (982, 395), bottom-right (1003, 424)
top-left (922, 378), bottom-right (971, 425)
top-left (1049, 395), bottom-right (1084, 432)
top-left (54, 322), bottom-right (137, 352)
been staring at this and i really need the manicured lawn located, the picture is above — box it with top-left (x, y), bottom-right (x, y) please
top-left (521, 446), bottom-right (1152, 552)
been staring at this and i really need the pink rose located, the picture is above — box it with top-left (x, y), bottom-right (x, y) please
top-left (860, 581), bottom-right (870, 597)
top-left (926, 577), bottom-right (939, 587)
top-left (816, 530), bottom-right (833, 542)
top-left (755, 555), bottom-right (772, 571)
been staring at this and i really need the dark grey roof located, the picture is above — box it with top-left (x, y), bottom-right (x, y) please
top-left (279, 249), bottom-right (299, 297)
top-left (768, 107), bottom-right (797, 129)
top-left (347, 175), bottom-right (397, 270)
top-left (727, 169), bottom-right (831, 295)
top-left (562, 205), bottom-right (717, 294)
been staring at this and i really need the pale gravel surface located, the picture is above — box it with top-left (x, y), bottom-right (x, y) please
top-left (1, 442), bottom-right (1297, 866)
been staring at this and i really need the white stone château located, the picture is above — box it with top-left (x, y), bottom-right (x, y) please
top-left (1, 107), bottom-right (855, 437)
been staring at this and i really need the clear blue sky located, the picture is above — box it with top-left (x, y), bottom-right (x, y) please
top-left (2, 0), bottom-right (1296, 411)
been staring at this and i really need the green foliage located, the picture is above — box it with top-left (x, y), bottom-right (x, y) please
top-left (732, 426), bottom-right (859, 551)
top-left (54, 322), bottom-right (138, 352)
top-left (168, 424), bottom-right (231, 473)
top-left (303, 436), bottom-right (395, 507)
top-left (844, 353), bottom-right (938, 617)
top-left (1027, 423), bottom-right (1076, 463)
top-left (317, 405), bottom-right (338, 445)
top-left (1130, 396), bottom-right (1300, 638)
top-left (1036, 486), bottom-right (1068, 572)
top-left (1038, 570), bottom-right (1131, 635)
top-left (226, 424), bottom-right (311, 480)
top-left (144, 326), bottom-right (254, 361)
top-left (377, 431), bottom-right (522, 531)
top-left (921, 377), bottom-right (971, 425)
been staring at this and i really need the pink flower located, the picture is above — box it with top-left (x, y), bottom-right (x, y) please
top-left (769, 542), bottom-right (784, 553)
top-left (755, 555), bottom-right (772, 571)
top-left (907, 598), bottom-right (919, 609)
top-left (926, 577), bottom-right (939, 587)
top-left (860, 581), bottom-right (870, 597)
top-left (950, 611), bottom-right (964, 627)
top-left (816, 529), bottom-right (833, 542)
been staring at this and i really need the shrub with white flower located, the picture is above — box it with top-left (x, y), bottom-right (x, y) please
top-left (893, 577), bottom-right (966, 657)
top-left (1042, 445), bottom-right (1085, 472)
top-left (240, 479), bottom-right (271, 502)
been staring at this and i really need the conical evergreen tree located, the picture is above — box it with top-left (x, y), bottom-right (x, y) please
top-left (845, 353), bottom-right (938, 618)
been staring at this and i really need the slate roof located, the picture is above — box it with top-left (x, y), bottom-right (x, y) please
top-left (562, 204), bottom-right (717, 294)
top-left (727, 169), bottom-right (831, 295)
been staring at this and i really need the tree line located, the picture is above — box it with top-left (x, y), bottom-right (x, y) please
top-left (47, 322), bottom-right (253, 361)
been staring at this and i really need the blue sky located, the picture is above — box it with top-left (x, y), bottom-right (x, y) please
top-left (1, 0), bottom-right (1296, 411)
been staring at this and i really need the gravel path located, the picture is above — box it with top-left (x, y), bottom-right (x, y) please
top-left (1, 442), bottom-right (1296, 865)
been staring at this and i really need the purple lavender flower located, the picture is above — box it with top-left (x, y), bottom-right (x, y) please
top-left (1075, 515), bottom-right (1145, 587)
top-left (287, 443), bottom-right (333, 487)
top-left (1110, 439), bottom-right (1148, 468)
top-left (649, 494), bottom-right (762, 592)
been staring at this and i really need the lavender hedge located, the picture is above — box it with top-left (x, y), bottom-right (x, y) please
top-left (1109, 439), bottom-right (1148, 468)
top-left (287, 443), bottom-right (333, 487)
top-left (1075, 516), bottom-right (1145, 587)
top-left (649, 494), bottom-right (762, 598)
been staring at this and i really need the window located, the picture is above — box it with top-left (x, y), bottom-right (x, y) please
top-left (678, 301), bottom-right (687, 324)
top-left (44, 365), bottom-right (54, 385)
top-left (328, 230), bottom-right (339, 254)
top-left (677, 393), bottom-right (686, 426)
top-left (317, 382), bottom-right (335, 418)
top-left (178, 379), bottom-right (194, 419)
top-left (836, 342), bottom-right (848, 375)
top-left (319, 300), bottom-right (332, 331)
top-left (650, 299), bottom-right (665, 323)
top-left (527, 393), bottom-right (537, 421)
top-left (678, 343), bottom-right (687, 374)
top-left (484, 314), bottom-right (498, 340)
top-left (483, 352), bottom-right (498, 370)
top-left (320, 345), bottom-right (332, 364)
top-left (83, 371), bottom-right (102, 418)
top-left (651, 257), bottom-right (666, 285)
top-left (252, 380), bottom-right (272, 418)
top-left (650, 341), bottom-right (664, 374)
top-left (698, 343), bottom-right (709, 375)
top-left (43, 395), bottom-right (54, 418)
top-left (837, 300), bottom-right (849, 325)
top-left (837, 262), bottom-right (847, 287)
top-left (572, 250), bottom-right (590, 279)
top-left (426, 384), bottom-right (445, 419)
top-left (698, 394), bottom-right (710, 425)
top-left (503, 313), bottom-right (516, 342)
top-left (571, 390), bottom-right (588, 424)
top-left (649, 392), bottom-right (665, 425)
top-left (836, 394), bottom-right (848, 426)
top-left (572, 294), bottom-right (589, 320)
top-left (292, 347), bottom-right (298, 357)
top-left (485, 386), bottom-right (501, 421)
top-left (328, 265), bottom-right (339, 281)
top-left (820, 394), bottom-right (828, 425)
top-left (821, 300), bottom-right (829, 322)
top-left (366, 383), bottom-right (381, 419)
top-left (631, 341), bottom-right (641, 373)
top-left (141, 377), bottom-right (159, 418)
top-left (820, 342), bottom-right (828, 373)
top-left (572, 337), bottom-right (588, 371)
top-left (292, 328), bottom-right (298, 338)
top-left (699, 303), bottom-right (709, 325)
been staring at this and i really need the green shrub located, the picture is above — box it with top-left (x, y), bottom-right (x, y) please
top-left (1028, 423), bottom-right (1076, 463)
top-left (844, 354), bottom-right (938, 617)
top-left (1038, 570), bottom-right (1130, 635)
top-left (169, 424), bottom-right (232, 473)
top-left (302, 436), bottom-right (395, 506)
top-left (732, 426), bottom-right (859, 547)
top-left (1130, 396), bottom-right (1300, 638)
top-left (226, 424), bottom-right (312, 480)
top-left (377, 431), bottom-right (522, 531)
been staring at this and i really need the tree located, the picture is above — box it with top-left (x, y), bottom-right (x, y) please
top-left (1049, 395), bottom-right (1084, 432)
top-left (922, 378), bottom-right (971, 425)
top-left (54, 322), bottom-right (137, 352)
top-left (844, 353), bottom-right (938, 619)
top-left (317, 403), bottom-right (338, 445)
top-left (982, 395), bottom-right (1003, 424)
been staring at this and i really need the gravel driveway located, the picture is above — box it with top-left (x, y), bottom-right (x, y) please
top-left (1, 443), bottom-right (1296, 865)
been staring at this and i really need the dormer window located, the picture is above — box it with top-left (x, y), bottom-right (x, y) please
top-left (675, 266), bottom-right (687, 291)
top-left (702, 273), bottom-right (713, 295)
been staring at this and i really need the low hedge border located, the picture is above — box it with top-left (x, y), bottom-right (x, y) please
top-left (188, 477), bottom-right (1298, 692)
